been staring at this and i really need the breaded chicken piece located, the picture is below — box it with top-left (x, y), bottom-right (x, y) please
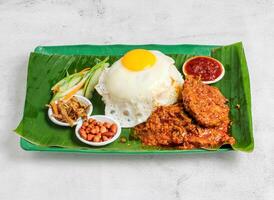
top-left (134, 104), bottom-right (235, 149)
top-left (182, 76), bottom-right (230, 127)
top-left (179, 118), bottom-right (235, 149)
top-left (134, 104), bottom-right (191, 146)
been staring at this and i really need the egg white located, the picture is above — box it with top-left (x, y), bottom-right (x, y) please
top-left (95, 50), bottom-right (183, 127)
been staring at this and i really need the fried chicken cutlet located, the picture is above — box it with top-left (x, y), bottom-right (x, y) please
top-left (134, 104), bottom-right (235, 149)
top-left (134, 76), bottom-right (235, 150)
top-left (182, 76), bottom-right (229, 127)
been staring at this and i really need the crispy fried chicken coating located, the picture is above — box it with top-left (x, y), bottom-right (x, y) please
top-left (134, 104), bottom-right (235, 149)
top-left (182, 76), bottom-right (229, 127)
top-left (134, 76), bottom-right (235, 150)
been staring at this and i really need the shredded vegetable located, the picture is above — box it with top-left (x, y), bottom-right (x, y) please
top-left (49, 57), bottom-right (109, 117)
top-left (50, 57), bottom-right (109, 105)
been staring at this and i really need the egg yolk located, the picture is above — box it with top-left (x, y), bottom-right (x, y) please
top-left (121, 49), bottom-right (156, 71)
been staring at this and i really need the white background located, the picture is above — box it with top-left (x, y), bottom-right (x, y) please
top-left (1, 0), bottom-right (274, 199)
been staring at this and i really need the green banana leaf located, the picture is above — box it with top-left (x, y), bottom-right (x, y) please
top-left (15, 42), bottom-right (254, 153)
top-left (211, 43), bottom-right (254, 152)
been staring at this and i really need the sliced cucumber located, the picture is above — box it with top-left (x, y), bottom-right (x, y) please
top-left (84, 63), bottom-right (108, 99)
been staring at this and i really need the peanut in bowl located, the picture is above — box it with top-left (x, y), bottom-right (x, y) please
top-left (75, 115), bottom-right (121, 146)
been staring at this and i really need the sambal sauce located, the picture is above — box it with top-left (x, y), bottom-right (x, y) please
top-left (183, 56), bottom-right (223, 82)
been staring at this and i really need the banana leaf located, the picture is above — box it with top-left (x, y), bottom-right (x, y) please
top-left (15, 43), bottom-right (253, 153)
top-left (211, 43), bottom-right (254, 152)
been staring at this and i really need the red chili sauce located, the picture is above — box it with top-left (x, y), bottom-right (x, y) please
top-left (184, 57), bottom-right (223, 81)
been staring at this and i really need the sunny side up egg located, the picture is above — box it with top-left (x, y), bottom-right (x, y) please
top-left (95, 49), bottom-right (183, 127)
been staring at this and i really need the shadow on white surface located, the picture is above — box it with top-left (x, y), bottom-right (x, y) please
top-left (14, 149), bottom-right (239, 164)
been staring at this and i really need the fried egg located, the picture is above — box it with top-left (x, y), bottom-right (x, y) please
top-left (95, 49), bottom-right (183, 127)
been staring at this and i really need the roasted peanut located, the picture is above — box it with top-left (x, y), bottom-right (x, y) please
top-left (91, 127), bottom-right (98, 134)
top-left (102, 136), bottom-right (109, 141)
top-left (87, 134), bottom-right (94, 141)
top-left (100, 126), bottom-right (107, 133)
top-left (79, 129), bottom-right (86, 135)
top-left (120, 136), bottom-right (127, 143)
top-left (93, 134), bottom-right (101, 142)
top-left (83, 122), bottom-right (89, 127)
top-left (110, 124), bottom-right (117, 133)
top-left (103, 122), bottom-right (111, 129)
top-left (80, 118), bottom-right (118, 142)
top-left (80, 131), bottom-right (87, 140)
top-left (102, 131), bottom-right (115, 137)
top-left (93, 126), bottom-right (99, 133)
top-left (97, 122), bottom-right (103, 126)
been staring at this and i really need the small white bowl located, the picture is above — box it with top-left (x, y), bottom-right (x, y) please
top-left (75, 115), bottom-right (121, 146)
top-left (182, 56), bottom-right (225, 84)
top-left (48, 95), bottom-right (93, 127)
